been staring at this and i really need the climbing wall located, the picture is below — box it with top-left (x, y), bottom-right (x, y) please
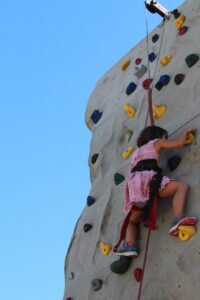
top-left (64, 0), bottom-right (200, 299)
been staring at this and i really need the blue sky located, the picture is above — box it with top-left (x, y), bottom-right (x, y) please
top-left (0, 1), bottom-right (184, 299)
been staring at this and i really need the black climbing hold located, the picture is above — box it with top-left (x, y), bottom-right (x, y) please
top-left (134, 268), bottom-right (143, 282)
top-left (91, 279), bottom-right (103, 291)
top-left (167, 155), bottom-right (182, 171)
top-left (149, 52), bottom-right (156, 62)
top-left (155, 81), bottom-right (164, 91)
top-left (87, 196), bottom-right (96, 206)
top-left (110, 256), bottom-right (132, 274)
top-left (152, 34), bottom-right (159, 43)
top-left (172, 9), bottom-right (181, 19)
top-left (179, 26), bottom-right (188, 36)
top-left (84, 223), bottom-right (93, 232)
top-left (91, 110), bottom-right (102, 124)
top-left (91, 154), bottom-right (99, 164)
top-left (67, 272), bottom-right (75, 280)
top-left (174, 74), bottom-right (185, 85)
top-left (66, 298), bottom-right (73, 300)
top-left (126, 82), bottom-right (137, 95)
top-left (159, 75), bottom-right (170, 86)
top-left (135, 58), bottom-right (142, 65)
top-left (114, 173), bottom-right (125, 185)
top-left (185, 54), bottom-right (199, 68)
top-left (142, 78), bottom-right (153, 90)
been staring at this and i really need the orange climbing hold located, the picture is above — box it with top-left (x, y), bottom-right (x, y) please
top-left (185, 132), bottom-right (195, 145)
top-left (122, 147), bottom-right (135, 159)
top-left (160, 55), bottom-right (172, 66)
top-left (175, 15), bottom-right (186, 29)
top-left (121, 58), bottom-right (131, 71)
top-left (153, 104), bottom-right (167, 119)
top-left (178, 225), bottom-right (197, 242)
top-left (100, 242), bottom-right (112, 256)
top-left (123, 103), bottom-right (136, 118)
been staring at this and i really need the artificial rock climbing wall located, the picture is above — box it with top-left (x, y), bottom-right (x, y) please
top-left (64, 0), bottom-right (200, 299)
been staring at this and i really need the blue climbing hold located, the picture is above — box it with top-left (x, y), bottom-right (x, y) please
top-left (126, 82), bottom-right (137, 95)
top-left (159, 75), bottom-right (170, 85)
top-left (149, 52), bottom-right (156, 62)
top-left (168, 155), bottom-right (182, 171)
top-left (155, 81), bottom-right (163, 91)
top-left (87, 196), bottom-right (96, 207)
top-left (91, 110), bottom-right (102, 124)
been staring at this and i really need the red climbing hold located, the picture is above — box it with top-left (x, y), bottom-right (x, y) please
top-left (135, 58), bottom-right (142, 65)
top-left (134, 268), bottom-right (143, 283)
top-left (178, 26), bottom-right (188, 36)
top-left (142, 79), bottom-right (153, 90)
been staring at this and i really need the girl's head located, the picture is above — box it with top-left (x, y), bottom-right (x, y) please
top-left (137, 126), bottom-right (168, 147)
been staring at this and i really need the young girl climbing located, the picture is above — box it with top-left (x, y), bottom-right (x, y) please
top-left (116, 125), bottom-right (197, 257)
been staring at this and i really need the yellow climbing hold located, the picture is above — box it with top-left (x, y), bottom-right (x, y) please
top-left (153, 104), bottom-right (167, 119)
top-left (123, 103), bottom-right (136, 118)
top-left (122, 147), bottom-right (135, 159)
top-left (178, 225), bottom-right (196, 242)
top-left (100, 242), bottom-right (112, 256)
top-left (175, 15), bottom-right (186, 29)
top-left (160, 55), bottom-right (172, 66)
top-left (121, 59), bottom-right (131, 71)
top-left (185, 132), bottom-right (195, 145)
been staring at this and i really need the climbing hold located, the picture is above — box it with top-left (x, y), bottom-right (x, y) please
top-left (134, 268), bottom-right (143, 283)
top-left (175, 15), bottom-right (186, 29)
top-left (135, 58), bottom-right (142, 65)
top-left (67, 272), bottom-right (74, 280)
top-left (142, 78), bottom-right (153, 90)
top-left (126, 82), bottom-right (137, 95)
top-left (121, 58), bottom-right (131, 71)
top-left (153, 104), bottom-right (167, 119)
top-left (123, 103), bottom-right (136, 118)
top-left (185, 54), bottom-right (199, 68)
top-left (91, 154), bottom-right (99, 164)
top-left (168, 155), bottom-right (182, 171)
top-left (172, 9), bottom-right (181, 19)
top-left (152, 34), bottom-right (159, 43)
top-left (149, 52), bottom-right (156, 62)
top-left (174, 74), bottom-right (185, 85)
top-left (110, 256), bottom-right (132, 274)
top-left (178, 26), bottom-right (188, 36)
top-left (100, 242), bottom-right (112, 256)
top-left (185, 132), bottom-right (195, 145)
top-left (155, 81), bottom-right (163, 91)
top-left (160, 55), bottom-right (172, 66)
top-left (159, 75), bottom-right (170, 86)
top-left (134, 64), bottom-right (147, 79)
top-left (87, 196), bottom-right (96, 207)
top-left (84, 223), bottom-right (93, 233)
top-left (114, 173), bottom-right (125, 185)
top-left (91, 110), bottom-right (102, 124)
top-left (122, 147), bottom-right (135, 159)
top-left (178, 225), bottom-right (197, 242)
top-left (91, 279), bottom-right (103, 291)
top-left (66, 298), bottom-right (73, 300)
top-left (124, 129), bottom-right (133, 143)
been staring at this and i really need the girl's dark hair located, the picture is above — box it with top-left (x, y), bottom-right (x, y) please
top-left (137, 125), bottom-right (168, 147)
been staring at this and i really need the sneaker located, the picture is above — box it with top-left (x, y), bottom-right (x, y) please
top-left (169, 215), bottom-right (198, 236)
top-left (115, 243), bottom-right (139, 257)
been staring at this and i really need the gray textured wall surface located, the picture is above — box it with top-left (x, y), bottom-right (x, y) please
top-left (64, 0), bottom-right (200, 299)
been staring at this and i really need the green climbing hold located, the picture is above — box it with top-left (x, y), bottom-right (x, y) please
top-left (185, 54), bottom-right (199, 68)
top-left (110, 256), bottom-right (132, 274)
top-left (114, 173), bottom-right (125, 185)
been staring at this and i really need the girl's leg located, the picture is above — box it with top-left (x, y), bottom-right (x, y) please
top-left (158, 181), bottom-right (189, 216)
top-left (127, 209), bottom-right (143, 245)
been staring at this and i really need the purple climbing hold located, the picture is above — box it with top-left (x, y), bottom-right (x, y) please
top-left (91, 279), bottom-right (103, 291)
top-left (179, 26), bottom-right (188, 36)
top-left (172, 9), bottom-right (181, 19)
top-left (142, 78), bottom-right (153, 90)
top-left (84, 223), bottom-right (93, 232)
top-left (152, 34), bottom-right (159, 43)
top-left (168, 155), bottom-right (182, 171)
top-left (91, 110), bottom-right (102, 124)
top-left (87, 196), bottom-right (96, 207)
top-left (174, 74), bottom-right (185, 85)
top-left (126, 82), bottom-right (137, 95)
top-left (91, 154), bottom-right (99, 164)
top-left (149, 52), bottom-right (156, 62)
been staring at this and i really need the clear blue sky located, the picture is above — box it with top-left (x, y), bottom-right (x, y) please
top-left (0, 1), bottom-right (184, 299)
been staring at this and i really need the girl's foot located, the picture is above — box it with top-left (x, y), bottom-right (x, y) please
top-left (169, 215), bottom-right (198, 236)
top-left (115, 243), bottom-right (139, 257)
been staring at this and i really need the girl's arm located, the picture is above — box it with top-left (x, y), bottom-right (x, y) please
top-left (155, 128), bottom-right (195, 152)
